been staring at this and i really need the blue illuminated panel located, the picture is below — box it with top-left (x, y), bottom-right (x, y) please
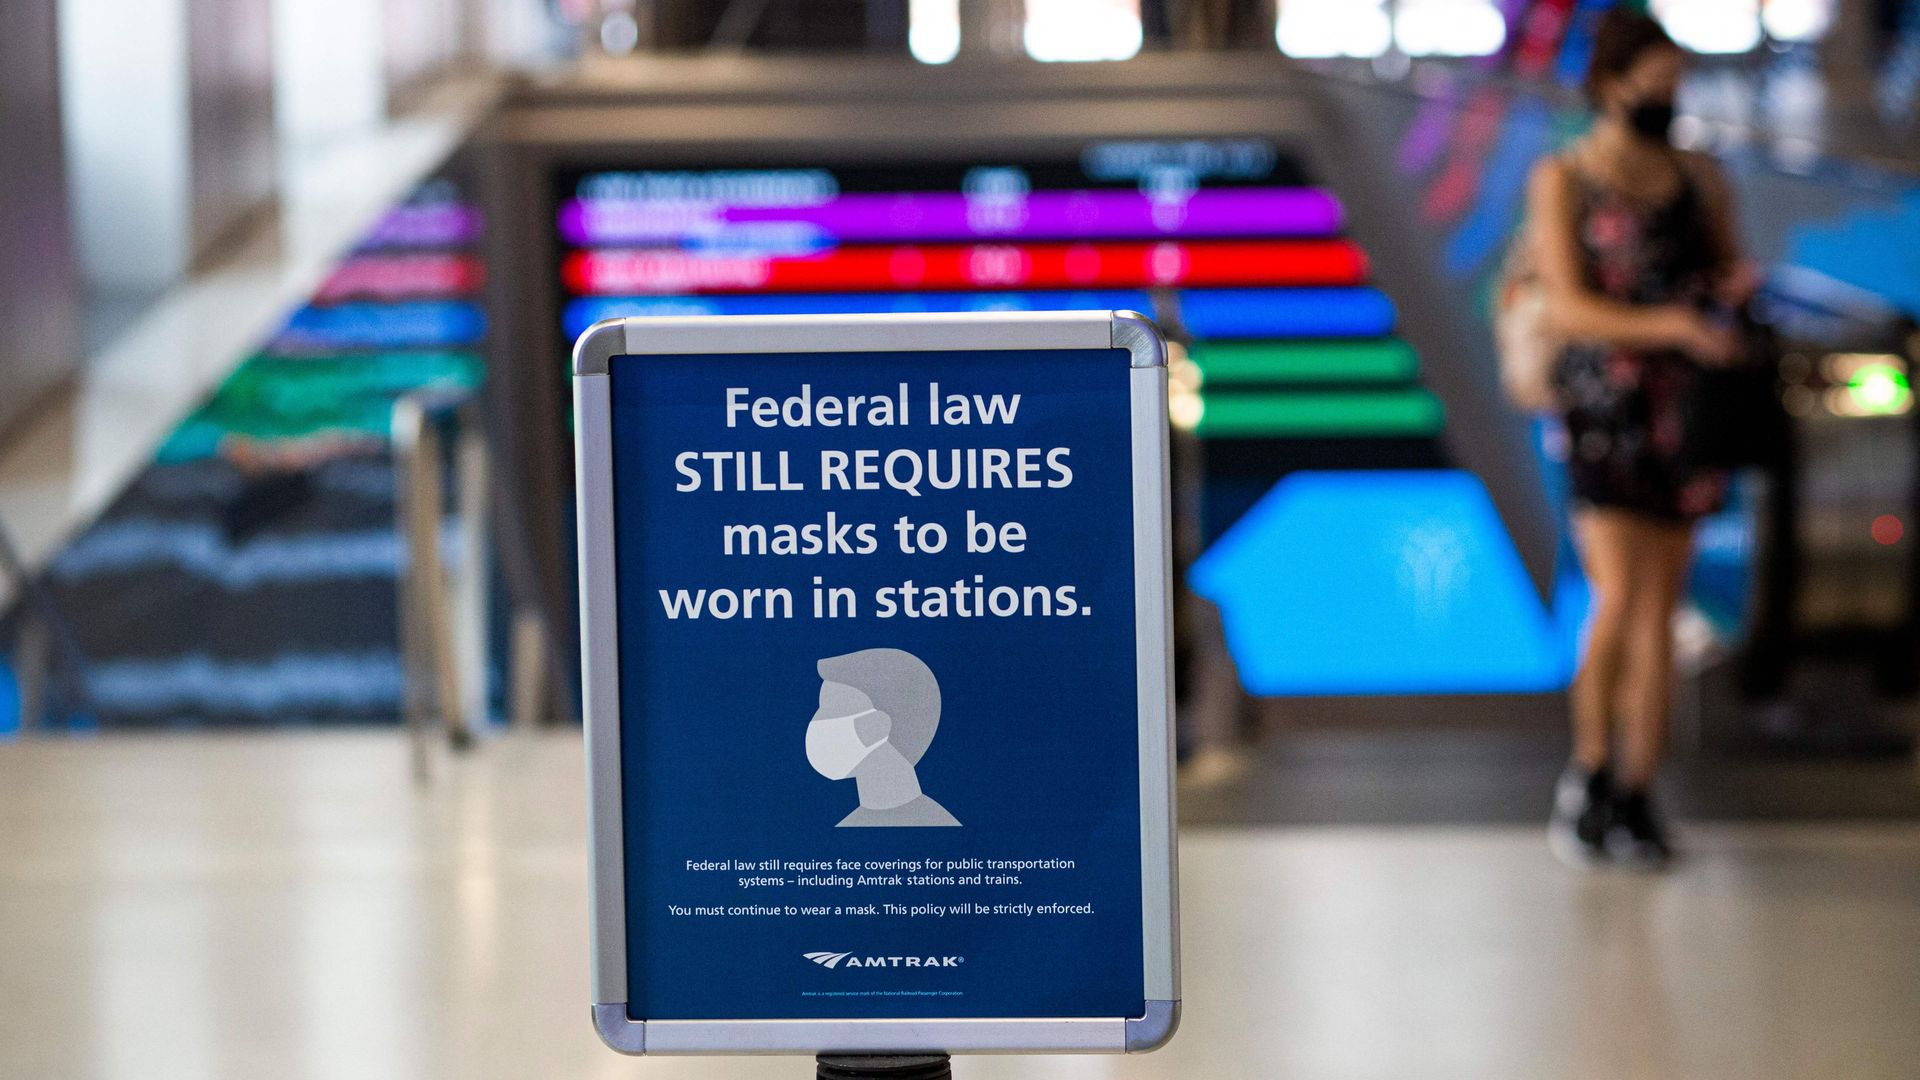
top-left (1787, 191), bottom-right (1920, 318)
top-left (1177, 288), bottom-right (1398, 339)
top-left (1188, 470), bottom-right (1570, 694)
top-left (276, 301), bottom-right (486, 351)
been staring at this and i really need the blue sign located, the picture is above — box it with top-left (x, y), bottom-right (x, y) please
top-left (574, 312), bottom-right (1177, 1055)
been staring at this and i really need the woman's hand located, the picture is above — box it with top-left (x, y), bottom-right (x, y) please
top-left (1666, 308), bottom-right (1740, 367)
top-left (1715, 262), bottom-right (1762, 308)
top-left (1653, 306), bottom-right (1738, 365)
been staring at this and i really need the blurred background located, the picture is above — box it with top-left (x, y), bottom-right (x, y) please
top-left (1, 0), bottom-right (1917, 1076)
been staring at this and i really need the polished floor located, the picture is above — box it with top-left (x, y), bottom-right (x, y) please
top-left (1179, 725), bottom-right (1920, 826)
top-left (2, 732), bottom-right (1917, 1080)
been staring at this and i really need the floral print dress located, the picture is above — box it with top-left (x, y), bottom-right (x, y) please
top-left (1553, 160), bottom-right (1729, 523)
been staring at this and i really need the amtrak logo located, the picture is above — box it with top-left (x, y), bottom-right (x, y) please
top-left (805, 951), bottom-right (963, 969)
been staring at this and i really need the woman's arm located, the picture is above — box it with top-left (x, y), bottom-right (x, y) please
top-left (1680, 150), bottom-right (1758, 305)
top-left (1527, 156), bottom-right (1733, 361)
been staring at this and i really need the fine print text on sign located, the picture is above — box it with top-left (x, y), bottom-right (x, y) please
top-left (609, 345), bottom-right (1144, 1024)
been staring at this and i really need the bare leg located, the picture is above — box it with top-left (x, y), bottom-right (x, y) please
top-left (1570, 511), bottom-right (1639, 771)
top-left (1616, 518), bottom-right (1695, 790)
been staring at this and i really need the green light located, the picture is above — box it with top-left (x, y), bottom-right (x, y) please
top-left (1195, 389), bottom-right (1445, 438)
top-left (1847, 362), bottom-right (1911, 416)
top-left (155, 349), bottom-right (486, 463)
top-left (1188, 340), bottom-right (1420, 386)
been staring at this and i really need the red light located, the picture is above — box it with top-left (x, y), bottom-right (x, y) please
top-left (561, 239), bottom-right (1369, 296)
top-left (315, 254), bottom-right (485, 302)
top-left (1872, 514), bottom-right (1904, 546)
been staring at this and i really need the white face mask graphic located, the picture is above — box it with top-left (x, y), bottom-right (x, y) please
top-left (806, 708), bottom-right (884, 780)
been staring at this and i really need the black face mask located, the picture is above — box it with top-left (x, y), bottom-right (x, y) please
top-left (1626, 100), bottom-right (1677, 143)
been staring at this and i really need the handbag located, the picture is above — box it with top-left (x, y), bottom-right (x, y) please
top-left (1495, 220), bottom-right (1562, 413)
top-left (1686, 309), bottom-right (1789, 470)
top-left (1496, 156), bottom-right (1581, 413)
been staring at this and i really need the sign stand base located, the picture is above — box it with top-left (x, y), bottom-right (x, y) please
top-left (816, 1054), bottom-right (952, 1080)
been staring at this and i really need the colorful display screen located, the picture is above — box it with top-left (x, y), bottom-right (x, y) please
top-left (552, 147), bottom-right (1395, 361)
top-left (550, 144), bottom-right (1426, 442)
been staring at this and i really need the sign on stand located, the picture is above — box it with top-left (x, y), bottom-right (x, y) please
top-left (573, 311), bottom-right (1178, 1056)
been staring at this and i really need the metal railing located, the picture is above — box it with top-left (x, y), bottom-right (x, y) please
top-left (0, 520), bottom-right (94, 732)
top-left (393, 389), bottom-right (491, 779)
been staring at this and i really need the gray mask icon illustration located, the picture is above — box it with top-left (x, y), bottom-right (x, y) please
top-left (807, 648), bottom-right (960, 828)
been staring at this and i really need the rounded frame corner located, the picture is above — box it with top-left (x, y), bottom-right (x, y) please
top-left (1110, 310), bottom-right (1167, 369)
top-left (573, 318), bottom-right (628, 377)
top-left (593, 1003), bottom-right (647, 1055)
top-left (1125, 1000), bottom-right (1181, 1053)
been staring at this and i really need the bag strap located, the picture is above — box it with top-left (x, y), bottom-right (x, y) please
top-left (1508, 150), bottom-right (1581, 288)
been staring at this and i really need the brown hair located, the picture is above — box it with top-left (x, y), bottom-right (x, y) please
top-left (1584, 9), bottom-right (1680, 107)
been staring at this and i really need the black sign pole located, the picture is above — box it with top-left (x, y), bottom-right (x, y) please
top-left (816, 1053), bottom-right (953, 1080)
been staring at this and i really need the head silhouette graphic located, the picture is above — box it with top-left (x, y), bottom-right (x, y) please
top-left (807, 648), bottom-right (960, 828)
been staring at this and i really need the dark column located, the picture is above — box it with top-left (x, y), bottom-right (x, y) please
top-left (0, 0), bottom-right (82, 441)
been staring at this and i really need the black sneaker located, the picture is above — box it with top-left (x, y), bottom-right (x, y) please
top-left (1549, 764), bottom-right (1612, 868)
top-left (1606, 789), bottom-right (1675, 869)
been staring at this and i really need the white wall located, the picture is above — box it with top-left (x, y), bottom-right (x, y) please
top-left (273, 0), bottom-right (387, 155)
top-left (59, 0), bottom-right (276, 296)
top-left (59, 0), bottom-right (193, 295)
